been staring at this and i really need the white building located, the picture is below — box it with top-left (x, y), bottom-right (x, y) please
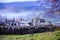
top-left (32, 18), bottom-right (51, 27)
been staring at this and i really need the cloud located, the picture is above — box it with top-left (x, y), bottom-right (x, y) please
top-left (0, 0), bottom-right (38, 3)
top-left (0, 10), bottom-right (35, 19)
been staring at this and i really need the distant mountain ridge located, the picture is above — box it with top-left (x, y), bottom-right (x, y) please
top-left (0, 1), bottom-right (51, 11)
top-left (0, 0), bottom-right (60, 11)
top-left (0, 2), bottom-right (38, 10)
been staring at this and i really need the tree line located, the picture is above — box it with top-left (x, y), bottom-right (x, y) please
top-left (0, 25), bottom-right (55, 35)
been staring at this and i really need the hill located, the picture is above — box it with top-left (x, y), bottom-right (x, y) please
top-left (0, 31), bottom-right (60, 40)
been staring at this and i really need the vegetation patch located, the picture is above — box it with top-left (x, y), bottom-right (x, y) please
top-left (0, 31), bottom-right (60, 40)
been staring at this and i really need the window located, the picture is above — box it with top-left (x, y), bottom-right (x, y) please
top-left (40, 19), bottom-right (45, 23)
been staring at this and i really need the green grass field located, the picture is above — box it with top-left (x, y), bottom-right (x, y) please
top-left (0, 31), bottom-right (60, 40)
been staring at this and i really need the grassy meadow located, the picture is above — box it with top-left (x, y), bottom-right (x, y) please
top-left (0, 31), bottom-right (60, 40)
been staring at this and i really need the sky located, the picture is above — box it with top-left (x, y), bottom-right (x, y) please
top-left (0, 0), bottom-right (38, 3)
